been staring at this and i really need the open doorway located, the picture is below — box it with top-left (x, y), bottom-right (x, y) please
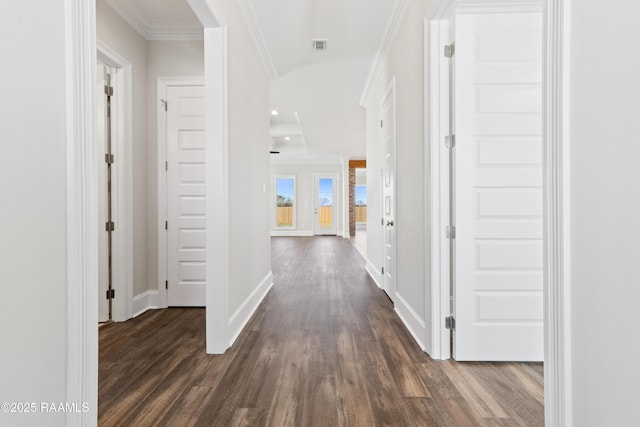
top-left (96, 44), bottom-right (134, 324)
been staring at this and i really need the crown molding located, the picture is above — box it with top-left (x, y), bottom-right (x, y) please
top-left (105, 0), bottom-right (203, 41)
top-left (237, 0), bottom-right (279, 80)
top-left (359, 0), bottom-right (410, 107)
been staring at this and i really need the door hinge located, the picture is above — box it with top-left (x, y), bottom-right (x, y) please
top-left (446, 225), bottom-right (456, 239)
top-left (165, 280), bottom-right (168, 290)
top-left (106, 289), bottom-right (115, 300)
top-left (165, 220), bottom-right (168, 230)
top-left (444, 43), bottom-right (455, 58)
top-left (380, 120), bottom-right (384, 128)
top-left (445, 316), bottom-right (456, 330)
top-left (381, 266), bottom-right (385, 275)
top-left (165, 161), bottom-right (168, 171)
top-left (445, 135), bottom-right (455, 149)
top-left (161, 99), bottom-right (167, 111)
top-left (105, 221), bottom-right (115, 232)
top-left (381, 218), bottom-right (384, 226)
top-left (104, 85), bottom-right (113, 97)
top-left (105, 153), bottom-right (115, 164)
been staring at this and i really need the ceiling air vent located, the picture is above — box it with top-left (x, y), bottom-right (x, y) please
top-left (312, 39), bottom-right (327, 52)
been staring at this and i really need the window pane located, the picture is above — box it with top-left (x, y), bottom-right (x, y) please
top-left (355, 185), bottom-right (367, 222)
top-left (276, 178), bottom-right (294, 227)
top-left (318, 178), bottom-right (333, 228)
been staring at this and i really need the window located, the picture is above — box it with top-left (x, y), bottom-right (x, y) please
top-left (275, 176), bottom-right (296, 229)
top-left (355, 185), bottom-right (367, 223)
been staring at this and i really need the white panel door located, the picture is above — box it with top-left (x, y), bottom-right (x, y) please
top-left (454, 13), bottom-right (543, 361)
top-left (314, 175), bottom-right (338, 235)
top-left (167, 85), bottom-right (206, 306)
top-left (381, 82), bottom-right (396, 302)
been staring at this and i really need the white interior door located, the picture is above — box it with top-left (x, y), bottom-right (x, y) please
top-left (97, 62), bottom-right (109, 322)
top-left (453, 13), bottom-right (543, 361)
top-left (314, 175), bottom-right (338, 235)
top-left (166, 85), bottom-right (206, 306)
top-left (381, 81), bottom-right (396, 302)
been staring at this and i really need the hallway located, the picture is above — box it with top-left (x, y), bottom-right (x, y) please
top-left (99, 237), bottom-right (543, 426)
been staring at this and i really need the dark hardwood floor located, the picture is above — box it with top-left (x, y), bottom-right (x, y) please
top-left (99, 236), bottom-right (543, 426)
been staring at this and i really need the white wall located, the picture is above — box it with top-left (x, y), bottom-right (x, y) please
top-left (364, 0), bottom-right (433, 349)
top-left (271, 163), bottom-right (343, 235)
top-left (216, 0), bottom-right (273, 319)
top-left (570, 0), bottom-right (640, 424)
top-left (96, 0), bottom-right (149, 297)
top-left (0, 1), bottom-right (69, 425)
top-left (146, 40), bottom-right (204, 296)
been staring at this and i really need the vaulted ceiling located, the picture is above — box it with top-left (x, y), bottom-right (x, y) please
top-left (105, 0), bottom-right (397, 162)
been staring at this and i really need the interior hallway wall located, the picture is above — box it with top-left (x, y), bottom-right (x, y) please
top-left (216, 0), bottom-right (273, 319)
top-left (570, 0), bottom-right (640, 424)
top-left (0, 1), bottom-right (70, 425)
top-left (364, 0), bottom-right (433, 350)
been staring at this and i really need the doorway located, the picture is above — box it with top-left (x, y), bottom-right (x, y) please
top-left (158, 80), bottom-right (206, 307)
top-left (96, 44), bottom-right (134, 323)
top-left (97, 60), bottom-right (115, 322)
top-left (314, 174), bottom-right (339, 235)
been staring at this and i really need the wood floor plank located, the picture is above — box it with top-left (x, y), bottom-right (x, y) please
top-left (99, 236), bottom-right (543, 426)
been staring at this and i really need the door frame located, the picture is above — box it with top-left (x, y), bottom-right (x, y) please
top-left (313, 173), bottom-right (340, 235)
top-left (97, 41), bottom-right (134, 322)
top-left (157, 77), bottom-right (205, 310)
top-left (380, 77), bottom-right (397, 303)
top-left (426, 0), bottom-right (572, 425)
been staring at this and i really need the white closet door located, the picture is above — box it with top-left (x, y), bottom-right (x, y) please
top-left (166, 85), bottom-right (206, 307)
top-left (454, 13), bottom-right (543, 361)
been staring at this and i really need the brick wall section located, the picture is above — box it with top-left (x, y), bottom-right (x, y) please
top-left (349, 168), bottom-right (356, 236)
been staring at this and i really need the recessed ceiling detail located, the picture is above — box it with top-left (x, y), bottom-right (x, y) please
top-left (270, 112), bottom-right (305, 147)
top-left (105, 0), bottom-right (203, 41)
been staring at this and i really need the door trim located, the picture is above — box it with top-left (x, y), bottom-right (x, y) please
top-left (157, 76), bottom-right (204, 309)
top-left (313, 173), bottom-right (339, 235)
top-left (427, 17), bottom-right (453, 360)
top-left (65, 0), bottom-right (98, 424)
top-left (542, 0), bottom-right (573, 424)
top-left (426, 0), bottom-right (572, 425)
top-left (97, 41), bottom-right (134, 322)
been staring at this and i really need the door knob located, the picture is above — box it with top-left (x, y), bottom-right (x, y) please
top-left (386, 220), bottom-right (394, 227)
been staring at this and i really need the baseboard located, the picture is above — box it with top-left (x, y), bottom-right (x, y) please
top-left (395, 292), bottom-right (427, 351)
top-left (228, 271), bottom-right (274, 346)
top-left (270, 230), bottom-right (314, 237)
top-left (132, 290), bottom-right (160, 318)
top-left (365, 257), bottom-right (383, 289)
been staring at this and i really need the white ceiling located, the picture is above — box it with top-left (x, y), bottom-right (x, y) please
top-left (105, 0), bottom-right (202, 40)
top-left (252, 0), bottom-right (393, 77)
top-left (105, 0), bottom-right (397, 162)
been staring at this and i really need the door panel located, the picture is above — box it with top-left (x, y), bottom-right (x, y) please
top-left (314, 175), bottom-right (337, 235)
top-left (381, 83), bottom-right (396, 302)
top-left (454, 13), bottom-right (543, 361)
top-left (167, 85), bottom-right (206, 307)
